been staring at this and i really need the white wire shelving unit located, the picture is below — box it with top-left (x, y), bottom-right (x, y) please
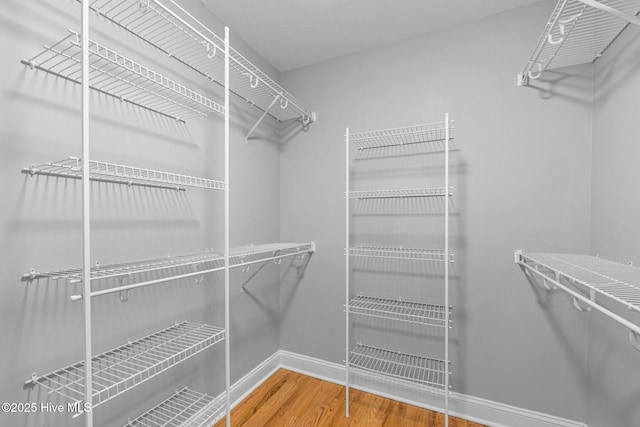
top-left (345, 114), bottom-right (454, 426)
top-left (348, 295), bottom-right (452, 328)
top-left (515, 251), bottom-right (640, 351)
top-left (22, 30), bottom-right (225, 122)
top-left (27, 321), bottom-right (225, 410)
top-left (22, 157), bottom-right (225, 192)
top-left (82, 0), bottom-right (315, 131)
top-left (518, 0), bottom-right (640, 86)
top-left (22, 242), bottom-right (315, 301)
top-left (125, 387), bottom-right (225, 427)
top-left (349, 344), bottom-right (449, 392)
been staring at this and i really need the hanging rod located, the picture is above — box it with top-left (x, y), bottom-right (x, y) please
top-left (23, 242), bottom-right (315, 300)
top-left (518, 0), bottom-right (640, 86)
top-left (22, 157), bottom-right (225, 191)
top-left (22, 29), bottom-right (224, 122)
top-left (83, 0), bottom-right (315, 125)
top-left (515, 251), bottom-right (640, 352)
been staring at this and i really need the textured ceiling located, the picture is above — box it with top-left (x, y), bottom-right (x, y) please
top-left (202, 0), bottom-right (547, 72)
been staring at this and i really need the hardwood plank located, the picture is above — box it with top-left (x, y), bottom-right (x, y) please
top-left (214, 369), bottom-right (487, 427)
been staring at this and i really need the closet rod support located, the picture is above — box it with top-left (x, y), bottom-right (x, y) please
top-left (245, 94), bottom-right (281, 142)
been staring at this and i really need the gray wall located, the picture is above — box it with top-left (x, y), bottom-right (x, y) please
top-left (0, 0), bottom-right (283, 426)
top-left (589, 22), bottom-right (640, 427)
top-left (279, 1), bottom-right (594, 423)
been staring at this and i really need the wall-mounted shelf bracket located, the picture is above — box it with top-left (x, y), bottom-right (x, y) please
top-left (245, 94), bottom-right (281, 142)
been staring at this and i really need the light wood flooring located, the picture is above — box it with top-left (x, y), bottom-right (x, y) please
top-left (214, 368), bottom-right (487, 427)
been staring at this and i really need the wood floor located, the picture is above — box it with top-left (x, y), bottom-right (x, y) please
top-left (213, 369), bottom-right (487, 427)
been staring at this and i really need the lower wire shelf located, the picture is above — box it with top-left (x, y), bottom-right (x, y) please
top-left (126, 387), bottom-right (225, 427)
top-left (349, 295), bottom-right (451, 328)
top-left (348, 246), bottom-right (454, 262)
top-left (349, 343), bottom-right (449, 392)
top-left (27, 321), bottom-right (225, 409)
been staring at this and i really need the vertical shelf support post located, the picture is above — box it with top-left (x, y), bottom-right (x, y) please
top-left (345, 127), bottom-right (350, 417)
top-left (444, 113), bottom-right (450, 427)
top-left (224, 26), bottom-right (231, 427)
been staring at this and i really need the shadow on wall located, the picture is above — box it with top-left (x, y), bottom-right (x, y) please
top-left (279, 251), bottom-right (313, 314)
top-left (525, 70), bottom-right (593, 106)
top-left (593, 29), bottom-right (640, 104)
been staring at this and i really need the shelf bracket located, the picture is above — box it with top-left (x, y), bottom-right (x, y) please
top-left (630, 330), bottom-right (640, 352)
top-left (245, 94), bottom-right (281, 142)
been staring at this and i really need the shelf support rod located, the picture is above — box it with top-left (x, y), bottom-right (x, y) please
top-left (444, 112), bottom-right (450, 427)
top-left (224, 26), bottom-right (231, 427)
top-left (518, 260), bottom-right (640, 347)
top-left (245, 94), bottom-right (281, 142)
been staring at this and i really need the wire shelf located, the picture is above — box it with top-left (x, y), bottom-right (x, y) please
top-left (23, 242), bottom-right (315, 299)
top-left (349, 344), bottom-right (448, 391)
top-left (28, 321), bottom-right (224, 409)
top-left (349, 295), bottom-right (451, 327)
top-left (349, 121), bottom-right (452, 151)
top-left (347, 187), bottom-right (453, 199)
top-left (347, 246), bottom-right (454, 263)
top-left (22, 157), bottom-right (225, 191)
top-left (22, 30), bottom-right (224, 122)
top-left (84, 0), bottom-right (313, 123)
top-left (518, 252), bottom-right (640, 312)
top-left (520, 0), bottom-right (640, 85)
top-left (126, 387), bottom-right (225, 427)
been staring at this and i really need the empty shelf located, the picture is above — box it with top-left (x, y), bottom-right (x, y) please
top-left (349, 121), bottom-right (451, 151)
top-left (519, 0), bottom-right (640, 85)
top-left (85, 0), bottom-right (313, 123)
top-left (348, 187), bottom-right (453, 199)
top-left (517, 252), bottom-right (640, 312)
top-left (349, 295), bottom-right (451, 327)
top-left (28, 321), bottom-right (224, 408)
top-left (23, 242), bottom-right (315, 299)
top-left (126, 387), bottom-right (225, 427)
top-left (349, 344), bottom-right (448, 391)
top-left (22, 157), bottom-right (225, 191)
top-left (22, 30), bottom-right (224, 122)
top-left (348, 246), bottom-right (454, 262)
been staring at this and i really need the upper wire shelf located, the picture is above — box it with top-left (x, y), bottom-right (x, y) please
top-left (349, 343), bottom-right (449, 391)
top-left (349, 121), bottom-right (452, 151)
top-left (84, 0), bottom-right (314, 124)
top-left (347, 187), bottom-right (453, 199)
top-left (125, 387), bottom-right (225, 427)
top-left (519, 0), bottom-right (640, 86)
top-left (348, 246), bottom-right (454, 263)
top-left (23, 242), bottom-right (315, 299)
top-left (349, 295), bottom-right (451, 328)
top-left (23, 157), bottom-right (225, 192)
top-left (22, 30), bottom-right (224, 122)
top-left (515, 251), bottom-right (640, 351)
top-left (27, 321), bottom-right (225, 409)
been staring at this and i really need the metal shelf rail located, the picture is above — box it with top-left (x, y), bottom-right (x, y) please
top-left (518, 0), bottom-right (640, 86)
top-left (345, 114), bottom-right (453, 426)
top-left (348, 187), bottom-right (453, 199)
top-left (22, 157), bottom-right (225, 192)
top-left (83, 0), bottom-right (315, 127)
top-left (349, 344), bottom-right (449, 391)
top-left (349, 295), bottom-right (451, 328)
top-left (347, 246), bottom-right (454, 263)
top-left (22, 242), bottom-right (315, 300)
top-left (515, 251), bottom-right (640, 351)
top-left (125, 387), bottom-right (225, 427)
top-left (27, 321), bottom-right (225, 411)
top-left (21, 30), bottom-right (225, 122)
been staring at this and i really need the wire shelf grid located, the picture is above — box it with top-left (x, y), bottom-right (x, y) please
top-left (349, 295), bottom-right (451, 327)
top-left (347, 187), bottom-right (453, 199)
top-left (28, 321), bottom-right (224, 408)
top-left (519, 252), bottom-right (640, 312)
top-left (85, 0), bottom-right (313, 122)
top-left (23, 157), bottom-right (225, 191)
top-left (22, 30), bottom-right (224, 122)
top-left (521, 0), bottom-right (640, 83)
top-left (126, 387), bottom-right (225, 427)
top-left (349, 344), bottom-right (448, 391)
top-left (349, 121), bottom-right (452, 151)
top-left (347, 246), bottom-right (454, 263)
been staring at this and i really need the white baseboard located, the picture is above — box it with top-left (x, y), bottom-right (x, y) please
top-left (215, 350), bottom-right (586, 427)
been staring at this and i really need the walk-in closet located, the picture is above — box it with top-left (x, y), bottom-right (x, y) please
top-left (1, 1), bottom-right (639, 426)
